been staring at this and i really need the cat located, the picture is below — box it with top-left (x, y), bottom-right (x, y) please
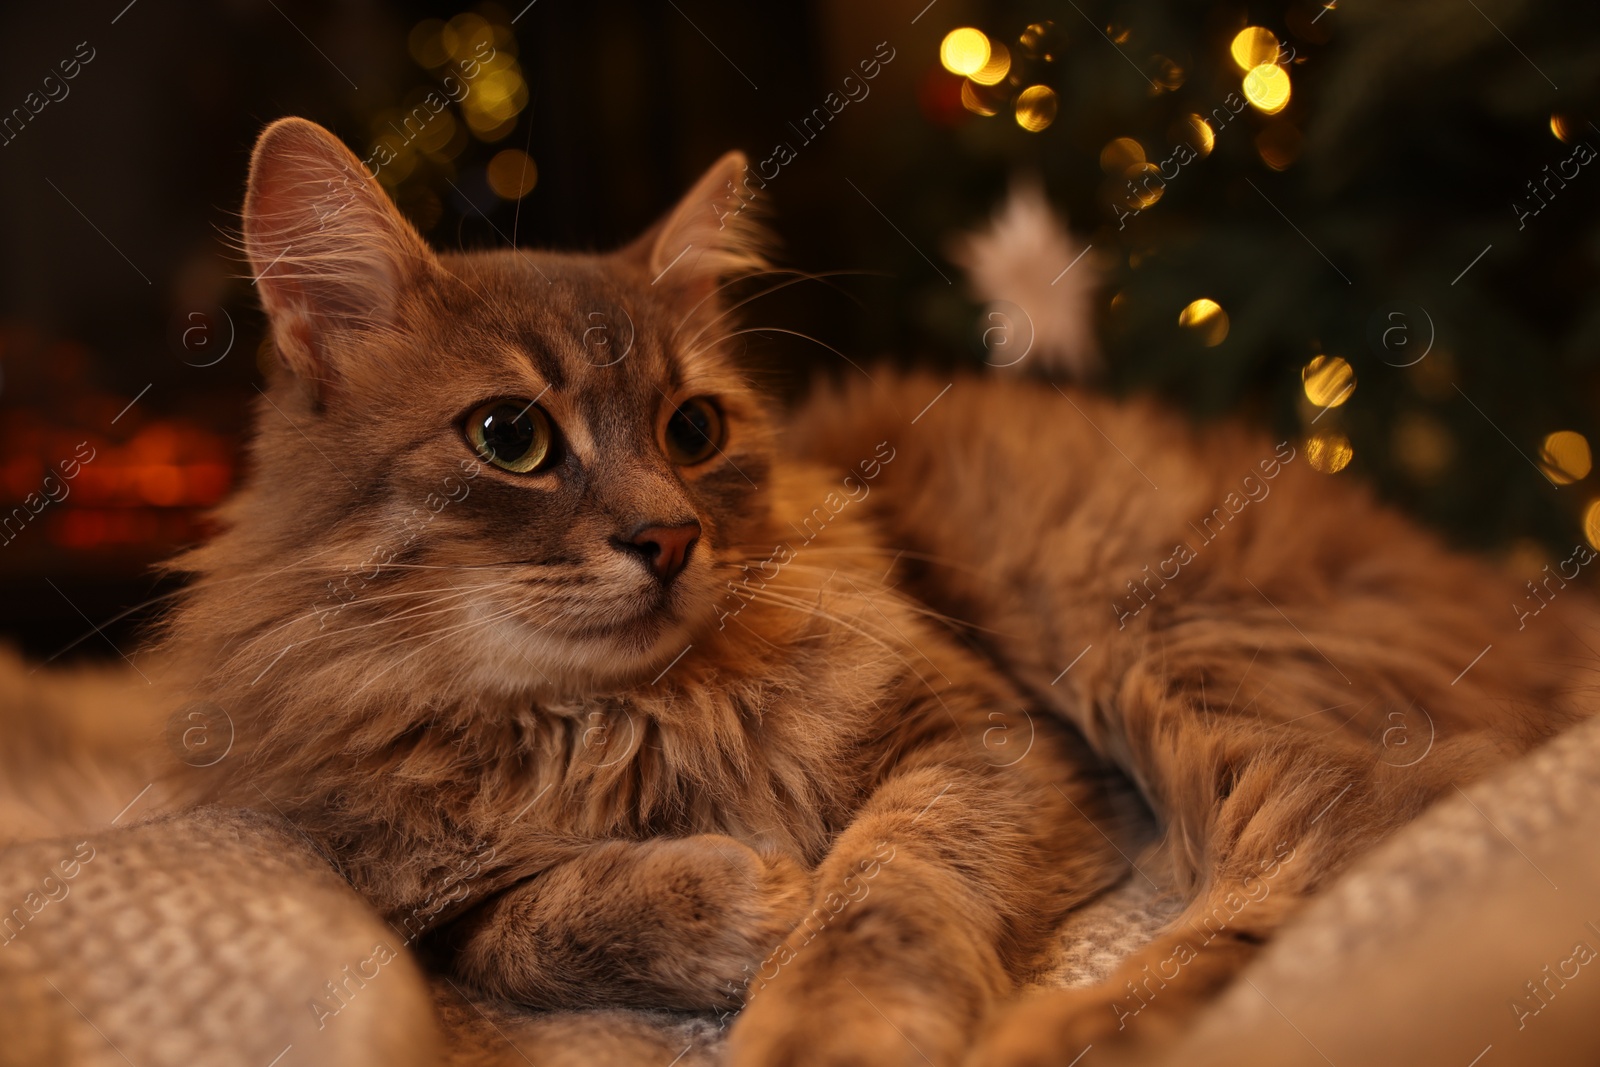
top-left (792, 371), bottom-right (1600, 1058)
top-left (22, 111), bottom-right (1591, 1067)
top-left (162, 117), bottom-right (1138, 1066)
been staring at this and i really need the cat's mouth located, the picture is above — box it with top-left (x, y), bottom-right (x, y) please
top-left (478, 558), bottom-right (721, 689)
top-left (561, 602), bottom-right (677, 641)
top-left (548, 575), bottom-right (709, 646)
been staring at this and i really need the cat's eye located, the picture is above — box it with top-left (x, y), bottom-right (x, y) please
top-left (465, 400), bottom-right (557, 474)
top-left (664, 397), bottom-right (725, 466)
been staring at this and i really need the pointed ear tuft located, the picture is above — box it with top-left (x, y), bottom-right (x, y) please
top-left (242, 117), bottom-right (437, 397)
top-left (631, 151), bottom-right (773, 297)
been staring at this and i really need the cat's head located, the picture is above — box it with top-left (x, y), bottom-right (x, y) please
top-left (213, 117), bottom-right (780, 696)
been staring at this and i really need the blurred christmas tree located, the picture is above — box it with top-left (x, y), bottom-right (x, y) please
top-left (865, 0), bottom-right (1600, 565)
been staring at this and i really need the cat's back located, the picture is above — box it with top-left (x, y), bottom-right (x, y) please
top-left (792, 371), bottom-right (1599, 757)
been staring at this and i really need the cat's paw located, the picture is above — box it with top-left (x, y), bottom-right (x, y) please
top-left (728, 978), bottom-right (965, 1067)
top-left (656, 835), bottom-right (814, 1004)
top-left (965, 987), bottom-right (1151, 1067)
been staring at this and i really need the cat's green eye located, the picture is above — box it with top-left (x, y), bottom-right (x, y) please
top-left (465, 400), bottom-right (556, 474)
top-left (664, 397), bottom-right (725, 466)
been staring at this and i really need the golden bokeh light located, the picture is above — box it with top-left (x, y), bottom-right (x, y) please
top-left (960, 81), bottom-right (999, 116)
top-left (1585, 499), bottom-right (1600, 551)
top-left (387, 7), bottom-right (528, 146)
top-left (1306, 431), bottom-right (1354, 474)
top-left (1230, 26), bottom-right (1280, 71)
top-left (1539, 430), bottom-right (1593, 485)
top-left (464, 113), bottom-right (516, 141)
top-left (1244, 63), bottom-right (1291, 114)
top-left (1180, 114), bottom-right (1214, 156)
top-left (408, 19), bottom-right (451, 68)
top-left (1120, 162), bottom-right (1164, 209)
top-left (1019, 21), bottom-right (1057, 61)
top-left (1551, 113), bottom-right (1578, 144)
top-left (423, 119), bottom-right (461, 160)
top-left (473, 70), bottom-right (527, 122)
top-left (1100, 137), bottom-right (1146, 174)
top-left (446, 13), bottom-right (494, 60)
top-left (462, 65), bottom-right (529, 142)
top-left (490, 22), bottom-right (520, 59)
top-left (1302, 355), bottom-right (1356, 408)
top-left (487, 148), bottom-right (538, 199)
top-left (940, 28), bottom-right (991, 77)
top-left (1151, 55), bottom-right (1184, 92)
top-left (1015, 85), bottom-right (1059, 132)
top-left (1178, 298), bottom-right (1229, 346)
top-left (970, 41), bottom-right (1011, 85)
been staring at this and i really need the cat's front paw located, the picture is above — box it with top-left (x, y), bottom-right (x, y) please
top-left (966, 986), bottom-right (1153, 1067)
top-left (646, 835), bottom-right (814, 1007)
top-left (729, 980), bottom-right (966, 1067)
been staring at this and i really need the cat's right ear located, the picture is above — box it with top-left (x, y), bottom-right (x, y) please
top-left (622, 152), bottom-right (772, 304)
top-left (243, 117), bottom-right (438, 401)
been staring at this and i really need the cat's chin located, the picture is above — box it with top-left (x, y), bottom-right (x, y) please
top-left (610, 587), bottom-right (748, 682)
top-left (531, 621), bottom-right (702, 694)
top-left (475, 594), bottom-right (717, 695)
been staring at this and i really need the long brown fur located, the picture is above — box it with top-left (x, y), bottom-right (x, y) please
top-left (792, 371), bottom-right (1599, 1060)
top-left (161, 118), bottom-right (1136, 1065)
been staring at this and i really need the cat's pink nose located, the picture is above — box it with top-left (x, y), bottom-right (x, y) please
top-left (626, 521), bottom-right (701, 582)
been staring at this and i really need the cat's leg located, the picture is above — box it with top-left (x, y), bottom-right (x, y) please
top-left (447, 834), bottom-right (813, 1010)
top-left (727, 736), bottom-right (1129, 1067)
top-left (969, 716), bottom-right (1463, 1064)
top-left (969, 879), bottom-right (1298, 1063)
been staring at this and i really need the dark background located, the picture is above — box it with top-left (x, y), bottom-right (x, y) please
top-left (3, 0), bottom-right (1598, 661)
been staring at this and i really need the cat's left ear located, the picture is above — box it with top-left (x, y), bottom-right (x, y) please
top-left (626, 152), bottom-right (772, 300)
top-left (243, 117), bottom-right (439, 400)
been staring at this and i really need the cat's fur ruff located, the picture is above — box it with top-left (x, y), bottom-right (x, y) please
top-left (165, 118), bottom-right (1135, 1065)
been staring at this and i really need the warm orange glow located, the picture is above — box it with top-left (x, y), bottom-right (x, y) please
top-left (1230, 27), bottom-right (1280, 71)
top-left (1181, 114), bottom-right (1214, 156)
top-left (487, 149), bottom-right (539, 199)
top-left (1585, 499), bottom-right (1600, 551)
top-left (1178, 299), bottom-right (1228, 346)
top-left (1302, 355), bottom-right (1355, 408)
top-left (960, 81), bottom-right (999, 117)
top-left (408, 19), bottom-right (450, 68)
top-left (1015, 86), bottom-right (1059, 132)
top-left (1540, 431), bottom-right (1592, 485)
top-left (1100, 137), bottom-right (1146, 174)
top-left (940, 29), bottom-right (991, 76)
top-left (1306, 431), bottom-right (1354, 473)
top-left (970, 42), bottom-right (1011, 85)
top-left (1244, 64), bottom-right (1291, 114)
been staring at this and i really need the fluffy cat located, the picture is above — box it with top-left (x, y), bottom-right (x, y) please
top-left (127, 112), bottom-right (1598, 1067)
top-left (165, 117), bottom-right (1134, 1066)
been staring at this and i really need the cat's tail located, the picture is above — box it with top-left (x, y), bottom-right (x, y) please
top-left (0, 644), bottom-right (174, 846)
top-left (947, 179), bottom-right (1101, 380)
